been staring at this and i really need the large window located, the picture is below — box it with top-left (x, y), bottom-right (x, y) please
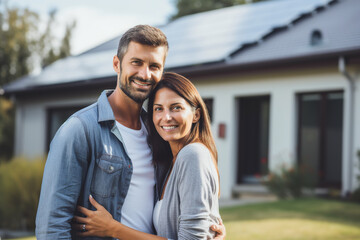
top-left (46, 106), bottom-right (85, 150)
top-left (297, 91), bottom-right (343, 187)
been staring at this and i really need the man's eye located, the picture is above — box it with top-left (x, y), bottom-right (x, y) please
top-left (151, 65), bottom-right (160, 70)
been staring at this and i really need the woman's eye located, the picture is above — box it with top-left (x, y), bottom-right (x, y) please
top-left (173, 106), bottom-right (182, 110)
top-left (154, 107), bottom-right (162, 111)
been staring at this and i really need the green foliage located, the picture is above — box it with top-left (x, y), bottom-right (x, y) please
top-left (0, 4), bottom-right (76, 83)
top-left (0, 3), bottom-right (75, 161)
top-left (263, 164), bottom-right (316, 199)
top-left (350, 150), bottom-right (360, 202)
top-left (171, 0), bottom-right (267, 20)
top-left (0, 5), bottom-right (38, 85)
top-left (0, 98), bottom-right (14, 159)
top-left (38, 9), bottom-right (76, 68)
top-left (0, 157), bottom-right (45, 230)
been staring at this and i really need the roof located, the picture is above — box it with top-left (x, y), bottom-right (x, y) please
top-left (4, 0), bottom-right (359, 95)
top-left (230, 0), bottom-right (360, 65)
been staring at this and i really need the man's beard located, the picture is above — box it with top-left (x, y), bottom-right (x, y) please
top-left (120, 75), bottom-right (154, 103)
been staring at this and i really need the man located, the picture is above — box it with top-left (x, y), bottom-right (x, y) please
top-left (36, 25), bottom-right (225, 239)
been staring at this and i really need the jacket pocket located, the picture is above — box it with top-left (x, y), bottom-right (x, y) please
top-left (90, 154), bottom-right (123, 198)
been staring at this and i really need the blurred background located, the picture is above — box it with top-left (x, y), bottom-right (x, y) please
top-left (0, 0), bottom-right (360, 239)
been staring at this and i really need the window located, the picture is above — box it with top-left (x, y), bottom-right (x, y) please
top-left (297, 91), bottom-right (343, 187)
top-left (310, 29), bottom-right (323, 46)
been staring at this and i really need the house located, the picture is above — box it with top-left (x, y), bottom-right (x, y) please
top-left (2, 0), bottom-right (360, 199)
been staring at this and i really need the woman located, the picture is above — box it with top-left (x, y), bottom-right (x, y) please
top-left (73, 72), bottom-right (222, 239)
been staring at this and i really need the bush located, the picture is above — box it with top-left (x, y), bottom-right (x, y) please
top-left (350, 150), bottom-right (360, 202)
top-left (0, 157), bottom-right (45, 230)
top-left (263, 164), bottom-right (316, 199)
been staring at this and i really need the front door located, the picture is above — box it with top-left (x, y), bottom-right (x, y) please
top-left (237, 95), bottom-right (270, 184)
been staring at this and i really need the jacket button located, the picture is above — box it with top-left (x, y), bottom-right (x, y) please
top-left (109, 166), bottom-right (114, 172)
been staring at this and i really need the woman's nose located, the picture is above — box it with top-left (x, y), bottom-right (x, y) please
top-left (164, 110), bottom-right (172, 121)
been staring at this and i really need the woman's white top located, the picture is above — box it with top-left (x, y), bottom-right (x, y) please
top-left (153, 199), bottom-right (163, 233)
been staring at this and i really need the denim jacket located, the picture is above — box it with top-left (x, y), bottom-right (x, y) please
top-left (35, 90), bottom-right (168, 239)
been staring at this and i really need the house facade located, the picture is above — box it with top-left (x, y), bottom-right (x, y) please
top-left (3, 0), bottom-right (360, 199)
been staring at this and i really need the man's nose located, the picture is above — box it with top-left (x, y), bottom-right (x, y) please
top-left (138, 66), bottom-right (151, 80)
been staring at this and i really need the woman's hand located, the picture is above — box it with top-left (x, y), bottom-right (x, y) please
top-left (72, 195), bottom-right (116, 237)
top-left (212, 218), bottom-right (226, 240)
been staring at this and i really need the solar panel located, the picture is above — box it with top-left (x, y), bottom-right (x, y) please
top-left (4, 0), bottom-right (334, 89)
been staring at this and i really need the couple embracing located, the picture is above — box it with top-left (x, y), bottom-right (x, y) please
top-left (36, 25), bottom-right (225, 240)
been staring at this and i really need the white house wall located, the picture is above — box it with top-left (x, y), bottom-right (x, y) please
top-left (194, 67), bottom-right (357, 199)
top-left (13, 66), bottom-right (360, 199)
top-left (14, 91), bottom-right (99, 159)
top-left (347, 65), bottom-right (360, 193)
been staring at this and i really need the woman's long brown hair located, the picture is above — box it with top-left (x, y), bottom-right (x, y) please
top-left (147, 72), bottom-right (219, 187)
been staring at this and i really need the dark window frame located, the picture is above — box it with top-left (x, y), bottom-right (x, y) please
top-left (203, 98), bottom-right (214, 123)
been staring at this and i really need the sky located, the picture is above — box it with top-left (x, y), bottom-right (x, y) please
top-left (7, 0), bottom-right (176, 55)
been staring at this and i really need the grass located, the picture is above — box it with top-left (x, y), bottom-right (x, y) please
top-left (12, 198), bottom-right (360, 240)
top-left (220, 197), bottom-right (360, 240)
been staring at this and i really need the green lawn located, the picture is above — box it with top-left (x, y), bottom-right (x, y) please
top-left (220, 198), bottom-right (360, 240)
top-left (14, 198), bottom-right (360, 240)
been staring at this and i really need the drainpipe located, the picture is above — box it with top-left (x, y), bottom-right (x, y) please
top-left (338, 56), bottom-right (355, 196)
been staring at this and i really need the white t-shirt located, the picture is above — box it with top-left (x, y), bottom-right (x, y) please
top-left (116, 120), bottom-right (155, 234)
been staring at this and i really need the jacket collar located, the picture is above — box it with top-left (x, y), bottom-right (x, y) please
top-left (97, 90), bottom-right (116, 123)
top-left (97, 89), bottom-right (148, 124)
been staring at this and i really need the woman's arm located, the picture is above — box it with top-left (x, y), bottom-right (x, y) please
top-left (72, 195), bottom-right (166, 240)
top-left (176, 144), bottom-right (221, 239)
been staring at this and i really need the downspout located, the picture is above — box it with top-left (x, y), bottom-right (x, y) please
top-left (338, 56), bottom-right (355, 195)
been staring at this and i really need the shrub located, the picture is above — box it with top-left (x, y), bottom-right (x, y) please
top-left (263, 164), bottom-right (316, 199)
top-left (350, 150), bottom-right (360, 202)
top-left (0, 157), bottom-right (45, 230)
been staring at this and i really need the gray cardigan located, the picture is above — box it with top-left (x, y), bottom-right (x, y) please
top-left (156, 143), bottom-right (220, 240)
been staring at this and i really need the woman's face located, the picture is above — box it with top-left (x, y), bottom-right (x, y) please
top-left (152, 87), bottom-right (199, 149)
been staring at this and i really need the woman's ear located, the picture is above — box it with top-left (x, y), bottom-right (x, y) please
top-left (193, 108), bottom-right (201, 123)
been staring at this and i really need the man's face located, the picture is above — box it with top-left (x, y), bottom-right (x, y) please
top-left (116, 41), bottom-right (167, 103)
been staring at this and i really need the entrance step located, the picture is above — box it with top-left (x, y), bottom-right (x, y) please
top-left (232, 184), bottom-right (277, 200)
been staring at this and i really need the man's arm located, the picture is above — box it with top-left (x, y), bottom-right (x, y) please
top-left (35, 117), bottom-right (89, 239)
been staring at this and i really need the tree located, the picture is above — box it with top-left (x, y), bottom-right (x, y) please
top-left (38, 9), bottom-right (76, 68)
top-left (171, 0), bottom-right (267, 20)
top-left (0, 5), bottom-right (38, 86)
top-left (0, 2), bottom-right (75, 160)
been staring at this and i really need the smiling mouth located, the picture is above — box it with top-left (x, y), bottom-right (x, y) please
top-left (162, 126), bottom-right (178, 130)
top-left (133, 79), bottom-right (152, 86)
top-left (130, 76), bottom-right (153, 87)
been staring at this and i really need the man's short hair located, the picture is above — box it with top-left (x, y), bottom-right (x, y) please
top-left (117, 25), bottom-right (169, 64)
